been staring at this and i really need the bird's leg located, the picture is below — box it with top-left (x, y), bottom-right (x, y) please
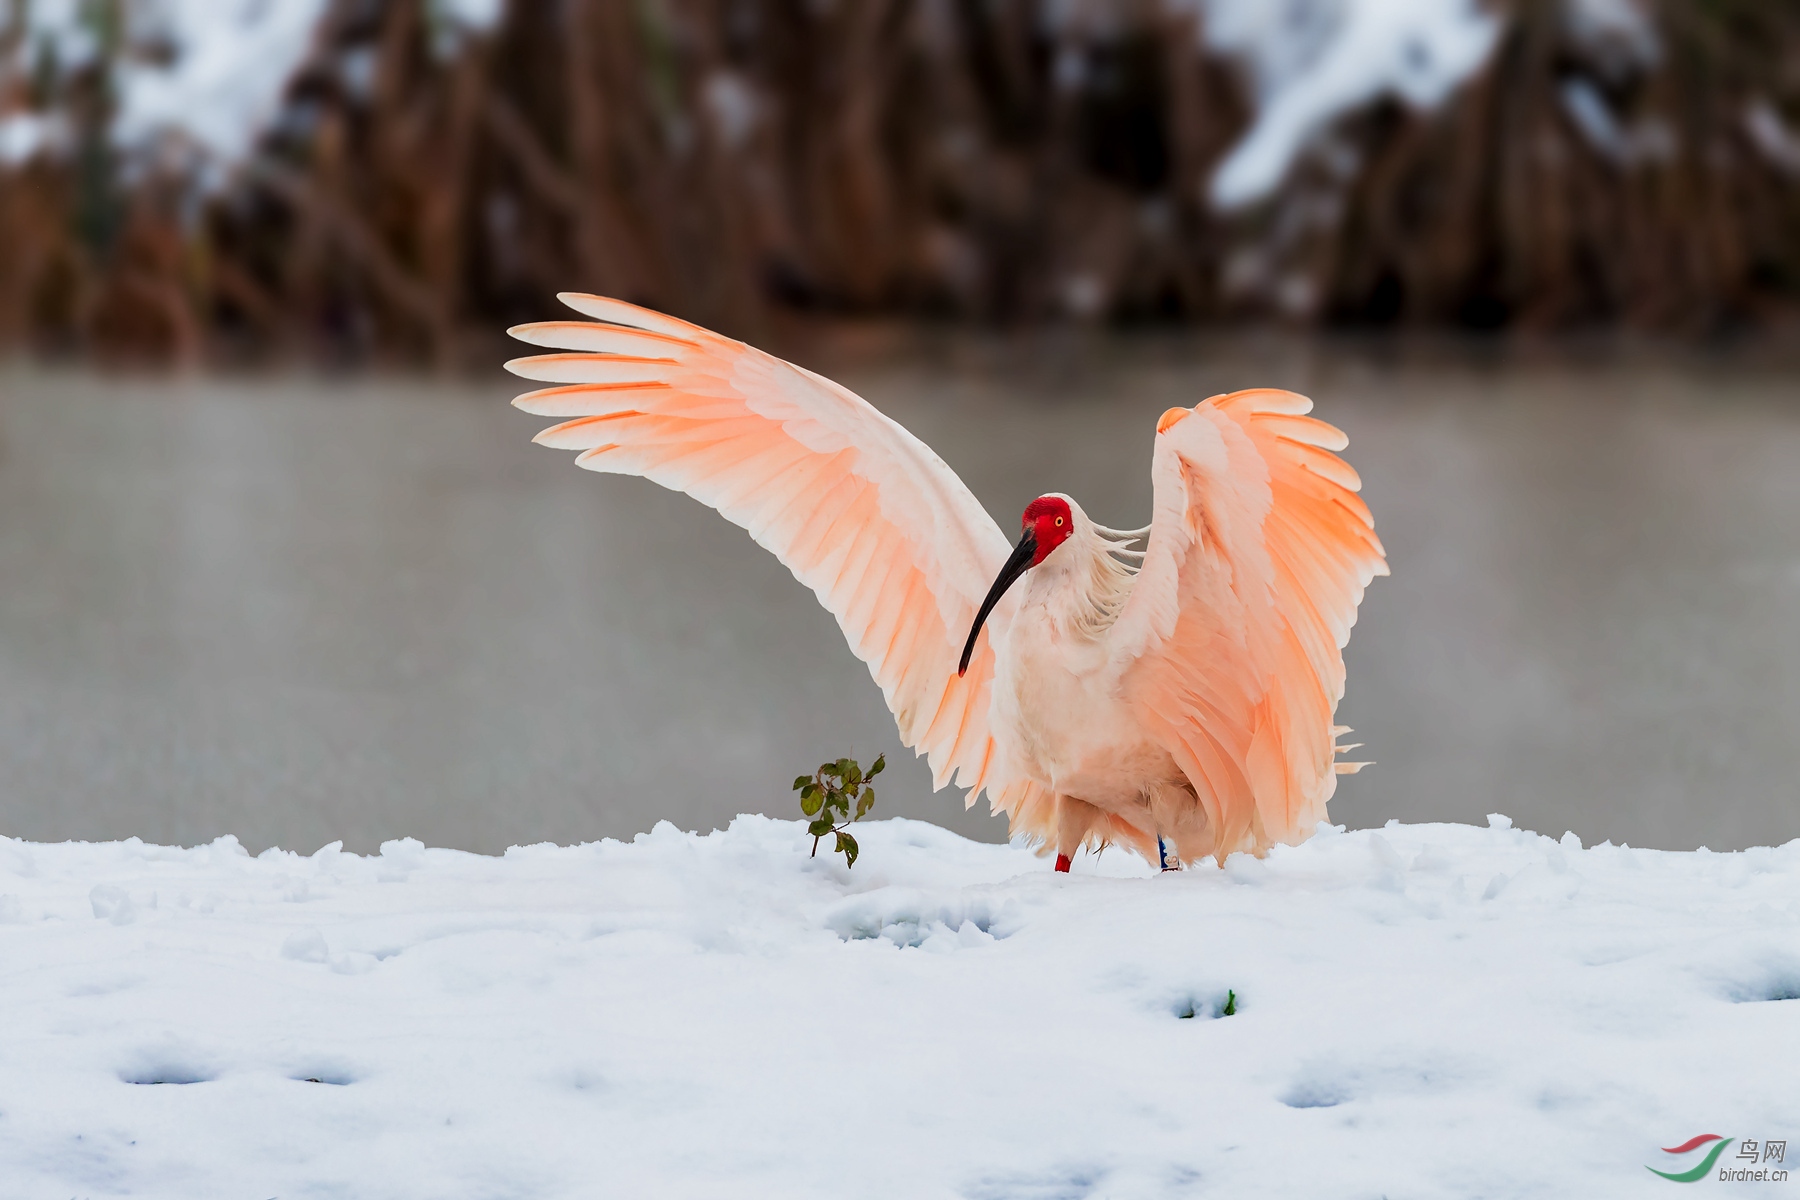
top-left (1052, 794), bottom-right (1103, 874)
top-left (1147, 781), bottom-right (1196, 871)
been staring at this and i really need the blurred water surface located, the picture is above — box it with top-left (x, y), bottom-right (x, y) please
top-left (1, 336), bottom-right (1797, 854)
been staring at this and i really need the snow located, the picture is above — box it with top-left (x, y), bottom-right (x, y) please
top-left (1178, 0), bottom-right (1504, 209)
top-left (4, 0), bottom-right (101, 73)
top-left (0, 0), bottom-right (324, 170)
top-left (0, 0), bottom-right (499, 174)
top-left (1564, 0), bottom-right (1660, 71)
top-left (703, 71), bottom-right (761, 150)
top-left (1559, 76), bottom-right (1675, 166)
top-left (1557, 0), bottom-right (1673, 166)
top-left (429, 0), bottom-right (505, 33)
top-left (2, 814), bottom-right (1796, 1197)
top-left (111, 0), bottom-right (330, 166)
top-left (1746, 100), bottom-right (1800, 177)
top-left (0, 111), bottom-right (60, 165)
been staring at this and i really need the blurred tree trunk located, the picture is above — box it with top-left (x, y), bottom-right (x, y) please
top-left (0, 0), bottom-right (1797, 361)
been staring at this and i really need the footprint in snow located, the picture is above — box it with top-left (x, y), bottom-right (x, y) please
top-left (823, 890), bottom-right (1019, 947)
top-left (962, 1165), bottom-right (1105, 1200)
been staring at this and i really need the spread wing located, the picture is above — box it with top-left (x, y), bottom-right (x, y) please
top-left (1111, 390), bottom-right (1388, 861)
top-left (506, 293), bottom-right (1033, 811)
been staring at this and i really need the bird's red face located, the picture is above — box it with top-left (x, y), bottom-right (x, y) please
top-left (959, 495), bottom-right (1074, 675)
top-left (1021, 495), bottom-right (1073, 567)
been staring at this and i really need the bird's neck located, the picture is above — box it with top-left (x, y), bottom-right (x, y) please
top-left (1022, 534), bottom-right (1138, 644)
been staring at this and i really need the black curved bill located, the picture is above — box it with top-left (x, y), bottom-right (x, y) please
top-left (959, 529), bottom-right (1037, 676)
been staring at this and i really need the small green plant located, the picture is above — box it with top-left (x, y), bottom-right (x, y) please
top-left (1222, 989), bottom-right (1237, 1016)
top-left (793, 754), bottom-right (884, 868)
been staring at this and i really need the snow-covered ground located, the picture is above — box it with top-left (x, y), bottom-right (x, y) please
top-left (2, 814), bottom-right (1795, 1198)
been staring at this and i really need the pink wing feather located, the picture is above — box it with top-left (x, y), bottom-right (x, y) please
top-left (1111, 390), bottom-right (1388, 862)
top-left (506, 293), bottom-right (1040, 813)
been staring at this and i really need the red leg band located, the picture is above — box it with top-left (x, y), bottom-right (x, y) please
top-left (1054, 854), bottom-right (1072, 873)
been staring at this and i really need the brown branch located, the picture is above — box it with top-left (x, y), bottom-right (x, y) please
top-left (246, 156), bottom-right (452, 356)
top-left (480, 91), bottom-right (583, 215)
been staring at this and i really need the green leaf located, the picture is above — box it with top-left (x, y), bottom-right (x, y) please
top-left (1222, 990), bottom-right (1237, 1017)
top-left (789, 755), bottom-right (883, 867)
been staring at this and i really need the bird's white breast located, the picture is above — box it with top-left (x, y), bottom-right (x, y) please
top-left (991, 559), bottom-right (1177, 809)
